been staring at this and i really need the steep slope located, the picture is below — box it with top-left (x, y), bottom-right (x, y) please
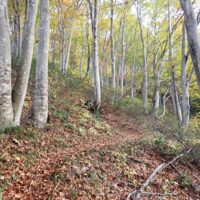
top-left (0, 70), bottom-right (199, 200)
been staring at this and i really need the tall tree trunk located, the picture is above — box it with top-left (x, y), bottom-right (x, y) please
top-left (63, 18), bottom-right (74, 75)
top-left (151, 32), bottom-right (162, 117)
top-left (136, 1), bottom-right (148, 113)
top-left (110, 0), bottom-right (116, 91)
top-left (85, 7), bottom-right (91, 78)
top-left (168, 1), bottom-right (182, 122)
top-left (0, 0), bottom-right (14, 129)
top-left (60, 22), bottom-right (65, 74)
top-left (131, 27), bottom-right (137, 102)
top-left (88, 0), bottom-right (101, 108)
top-left (120, 14), bottom-right (125, 97)
top-left (181, 24), bottom-right (190, 131)
top-left (32, 0), bottom-right (49, 128)
top-left (180, 0), bottom-right (200, 92)
top-left (12, 0), bottom-right (39, 126)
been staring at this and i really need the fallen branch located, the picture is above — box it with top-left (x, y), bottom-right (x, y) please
top-left (126, 148), bottom-right (191, 200)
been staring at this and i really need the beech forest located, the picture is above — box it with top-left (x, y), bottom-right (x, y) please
top-left (0, 0), bottom-right (200, 199)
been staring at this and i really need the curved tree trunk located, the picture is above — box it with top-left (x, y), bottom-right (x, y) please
top-left (32, 0), bottom-right (50, 128)
top-left (0, 0), bottom-right (13, 129)
top-left (180, 0), bottom-right (200, 92)
top-left (12, 0), bottom-right (39, 126)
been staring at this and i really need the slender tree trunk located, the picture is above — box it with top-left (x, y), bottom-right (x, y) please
top-left (152, 76), bottom-right (160, 117)
top-left (12, 0), bottom-right (39, 126)
top-left (51, 28), bottom-right (57, 64)
top-left (181, 24), bottom-right (190, 130)
top-left (101, 36), bottom-right (107, 87)
top-left (0, 0), bottom-right (14, 129)
top-left (131, 27), bottom-right (137, 102)
top-left (60, 24), bottom-right (65, 74)
top-left (100, 62), bottom-right (104, 87)
top-left (136, 1), bottom-right (148, 113)
top-left (64, 18), bottom-right (74, 74)
top-left (11, 0), bottom-right (22, 59)
top-left (120, 15), bottom-right (125, 97)
top-left (161, 87), bottom-right (171, 118)
top-left (110, 0), bottom-right (116, 90)
top-left (80, 40), bottom-right (84, 78)
top-left (151, 33), bottom-right (162, 117)
top-left (85, 7), bottom-right (91, 78)
top-left (180, 0), bottom-right (200, 92)
top-left (88, 0), bottom-right (101, 108)
top-left (168, 1), bottom-right (182, 122)
top-left (32, 0), bottom-right (49, 128)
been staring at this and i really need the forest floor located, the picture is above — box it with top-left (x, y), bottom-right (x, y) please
top-left (0, 73), bottom-right (200, 200)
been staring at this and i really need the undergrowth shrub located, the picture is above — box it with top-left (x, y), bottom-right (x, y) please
top-left (177, 173), bottom-right (192, 188)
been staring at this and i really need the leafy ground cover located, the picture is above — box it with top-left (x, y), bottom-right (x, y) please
top-left (0, 73), bottom-right (200, 200)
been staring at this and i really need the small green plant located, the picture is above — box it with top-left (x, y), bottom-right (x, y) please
top-left (1, 126), bottom-right (24, 135)
top-left (54, 137), bottom-right (68, 148)
top-left (154, 136), bottom-right (167, 152)
top-left (123, 167), bottom-right (136, 181)
top-left (153, 136), bottom-right (182, 156)
top-left (69, 185), bottom-right (78, 200)
top-left (54, 110), bottom-right (69, 122)
top-left (177, 173), bottom-right (192, 188)
top-left (50, 171), bottom-right (65, 183)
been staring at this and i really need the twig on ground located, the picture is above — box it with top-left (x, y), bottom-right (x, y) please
top-left (48, 181), bottom-right (61, 200)
top-left (126, 148), bottom-right (191, 200)
top-left (142, 192), bottom-right (178, 196)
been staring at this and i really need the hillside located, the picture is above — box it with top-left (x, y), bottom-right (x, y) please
top-left (0, 70), bottom-right (200, 200)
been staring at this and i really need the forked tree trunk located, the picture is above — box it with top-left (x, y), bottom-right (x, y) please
top-left (32, 0), bottom-right (50, 128)
top-left (0, 0), bottom-right (14, 129)
top-left (12, 0), bottom-right (38, 126)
